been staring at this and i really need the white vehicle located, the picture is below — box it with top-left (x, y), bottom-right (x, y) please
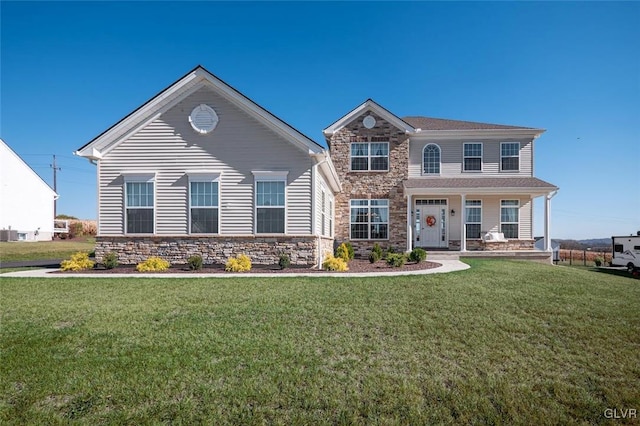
top-left (611, 234), bottom-right (640, 274)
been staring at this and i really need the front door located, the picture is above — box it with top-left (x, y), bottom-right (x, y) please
top-left (415, 201), bottom-right (448, 248)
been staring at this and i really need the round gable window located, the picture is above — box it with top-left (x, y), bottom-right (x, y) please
top-left (189, 104), bottom-right (219, 134)
top-left (363, 115), bottom-right (376, 129)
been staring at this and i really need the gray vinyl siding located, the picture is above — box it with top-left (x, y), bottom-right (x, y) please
top-left (98, 86), bottom-right (313, 236)
top-left (408, 138), bottom-right (533, 178)
top-left (314, 172), bottom-right (334, 237)
top-left (447, 195), bottom-right (533, 240)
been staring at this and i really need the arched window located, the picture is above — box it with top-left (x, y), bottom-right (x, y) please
top-left (423, 144), bottom-right (441, 175)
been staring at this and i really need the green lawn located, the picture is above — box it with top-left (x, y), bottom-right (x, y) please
top-left (0, 239), bottom-right (95, 263)
top-left (1, 260), bottom-right (638, 424)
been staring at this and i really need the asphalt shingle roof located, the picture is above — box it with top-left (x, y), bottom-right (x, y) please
top-left (402, 116), bottom-right (538, 131)
top-left (403, 177), bottom-right (557, 190)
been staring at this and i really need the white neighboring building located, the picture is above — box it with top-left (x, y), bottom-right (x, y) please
top-left (0, 139), bottom-right (58, 241)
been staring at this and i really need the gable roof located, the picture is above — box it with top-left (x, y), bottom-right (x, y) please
top-left (323, 99), bottom-right (416, 135)
top-left (402, 116), bottom-right (538, 131)
top-left (323, 100), bottom-right (545, 138)
top-left (0, 138), bottom-right (58, 197)
top-left (75, 65), bottom-right (326, 160)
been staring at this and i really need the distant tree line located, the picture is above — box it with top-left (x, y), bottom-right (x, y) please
top-left (556, 239), bottom-right (610, 252)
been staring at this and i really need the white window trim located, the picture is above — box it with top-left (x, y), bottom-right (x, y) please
top-left (463, 142), bottom-right (483, 173)
top-left (253, 171), bottom-right (288, 234)
top-left (349, 141), bottom-right (390, 172)
top-left (500, 142), bottom-right (520, 172)
top-left (500, 199), bottom-right (520, 239)
top-left (422, 143), bottom-right (441, 176)
top-left (464, 199), bottom-right (482, 239)
top-left (124, 173), bottom-right (156, 235)
top-left (349, 199), bottom-right (390, 241)
top-left (188, 173), bottom-right (221, 235)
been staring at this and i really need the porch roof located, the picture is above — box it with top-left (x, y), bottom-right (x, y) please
top-left (403, 177), bottom-right (558, 195)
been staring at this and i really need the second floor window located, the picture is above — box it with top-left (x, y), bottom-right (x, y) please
top-left (501, 142), bottom-right (520, 171)
top-left (463, 143), bottom-right (482, 171)
top-left (351, 141), bottom-right (389, 171)
top-left (423, 144), bottom-right (441, 175)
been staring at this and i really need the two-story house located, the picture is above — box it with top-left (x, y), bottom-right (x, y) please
top-left (324, 100), bottom-right (558, 256)
top-left (76, 66), bottom-right (557, 266)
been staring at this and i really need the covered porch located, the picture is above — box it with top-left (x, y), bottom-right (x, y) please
top-left (403, 177), bottom-right (558, 256)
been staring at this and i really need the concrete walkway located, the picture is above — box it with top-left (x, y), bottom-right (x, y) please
top-left (1, 259), bottom-right (469, 278)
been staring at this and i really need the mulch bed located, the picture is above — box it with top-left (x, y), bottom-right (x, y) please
top-left (57, 259), bottom-right (441, 274)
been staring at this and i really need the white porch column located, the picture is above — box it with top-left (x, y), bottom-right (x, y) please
top-left (544, 193), bottom-right (552, 252)
top-left (406, 195), bottom-right (412, 252)
top-left (460, 194), bottom-right (467, 252)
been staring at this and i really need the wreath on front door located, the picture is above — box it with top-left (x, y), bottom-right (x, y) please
top-left (426, 215), bottom-right (437, 227)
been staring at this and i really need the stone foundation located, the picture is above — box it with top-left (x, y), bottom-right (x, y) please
top-left (95, 235), bottom-right (333, 266)
top-left (449, 239), bottom-right (535, 251)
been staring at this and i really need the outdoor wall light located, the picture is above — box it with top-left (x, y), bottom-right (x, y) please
top-left (450, 209), bottom-right (455, 216)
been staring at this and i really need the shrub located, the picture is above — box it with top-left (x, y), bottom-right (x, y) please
top-left (369, 251), bottom-right (381, 264)
top-left (187, 254), bottom-right (203, 271)
top-left (278, 253), bottom-right (291, 270)
top-left (323, 255), bottom-right (349, 272)
top-left (386, 253), bottom-right (406, 268)
top-left (409, 247), bottom-right (427, 263)
top-left (103, 251), bottom-right (119, 270)
top-left (372, 243), bottom-right (383, 259)
top-left (225, 254), bottom-right (252, 272)
top-left (136, 257), bottom-right (170, 272)
top-left (60, 252), bottom-right (95, 271)
top-left (594, 257), bottom-right (603, 267)
top-left (345, 242), bottom-right (355, 260)
top-left (335, 243), bottom-right (352, 263)
top-left (69, 222), bottom-right (84, 239)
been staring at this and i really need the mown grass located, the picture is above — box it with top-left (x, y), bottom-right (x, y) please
top-left (1, 260), bottom-right (638, 424)
top-left (0, 239), bottom-right (95, 262)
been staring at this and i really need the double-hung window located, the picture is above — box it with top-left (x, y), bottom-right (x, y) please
top-left (350, 139), bottom-right (389, 171)
top-left (125, 175), bottom-right (154, 234)
top-left (500, 200), bottom-right (519, 238)
top-left (350, 199), bottom-right (389, 240)
top-left (501, 142), bottom-right (520, 171)
top-left (463, 143), bottom-right (482, 172)
top-left (254, 172), bottom-right (287, 234)
top-left (465, 200), bottom-right (482, 239)
top-left (189, 174), bottom-right (219, 234)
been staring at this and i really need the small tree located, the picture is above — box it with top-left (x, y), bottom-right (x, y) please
top-left (187, 254), bottom-right (203, 271)
top-left (103, 252), bottom-right (119, 270)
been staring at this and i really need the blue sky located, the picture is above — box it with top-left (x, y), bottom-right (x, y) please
top-left (1, 1), bottom-right (638, 240)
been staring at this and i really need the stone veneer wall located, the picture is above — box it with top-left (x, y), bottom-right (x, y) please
top-left (450, 239), bottom-right (535, 251)
top-left (96, 236), bottom-right (329, 266)
top-left (328, 112), bottom-right (410, 257)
